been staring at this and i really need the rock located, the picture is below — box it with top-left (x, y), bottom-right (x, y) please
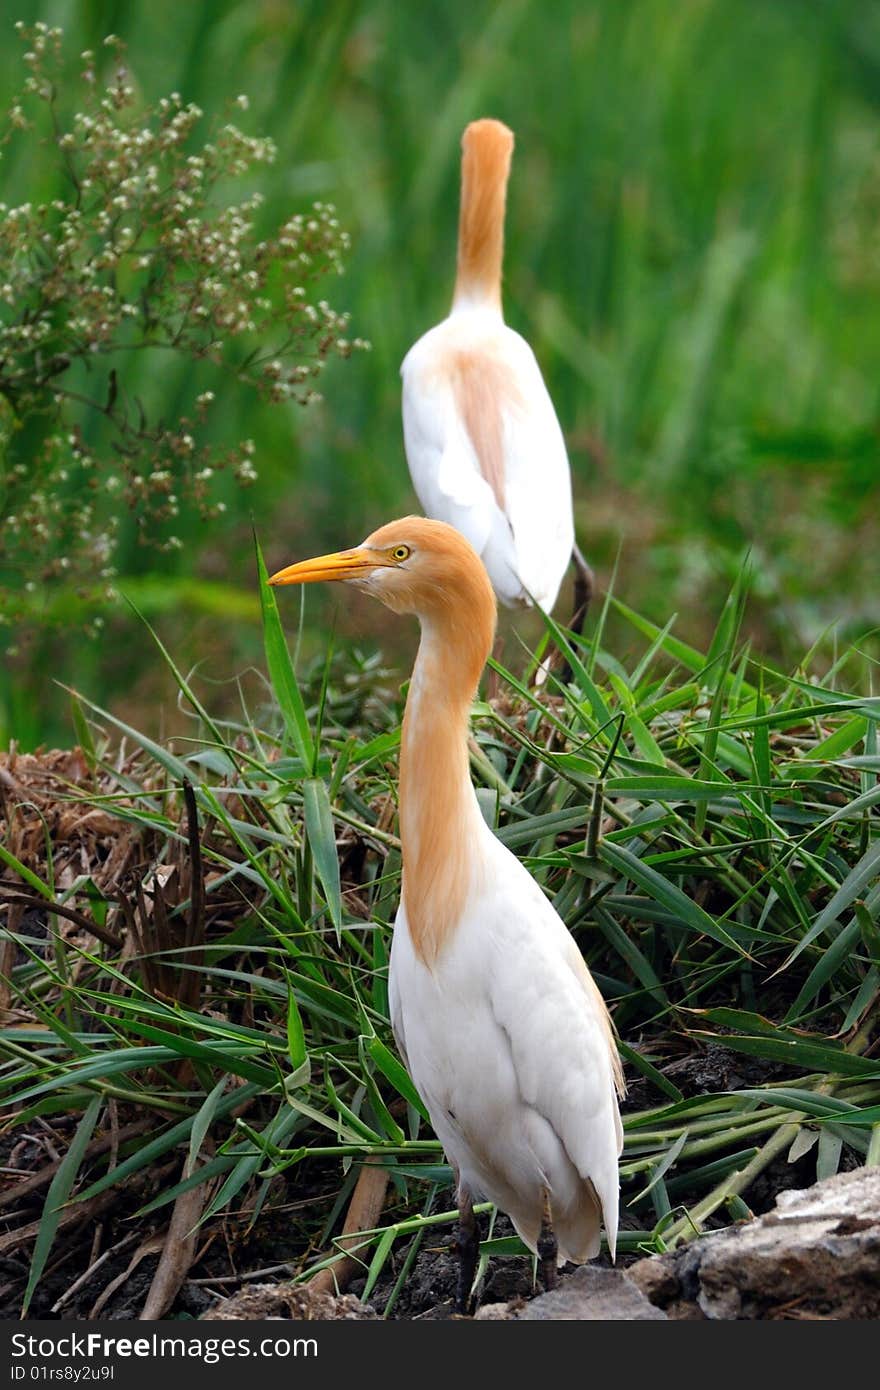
top-left (201, 1282), bottom-right (377, 1320)
top-left (629, 1166), bottom-right (880, 1320)
top-left (627, 1243), bottom-right (707, 1320)
top-left (474, 1301), bottom-right (516, 1320)
top-left (475, 1265), bottom-right (667, 1320)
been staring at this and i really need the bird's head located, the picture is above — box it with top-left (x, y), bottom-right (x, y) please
top-left (269, 515), bottom-right (495, 622)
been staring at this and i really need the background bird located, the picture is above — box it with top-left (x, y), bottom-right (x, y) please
top-left (400, 118), bottom-right (593, 627)
top-left (270, 516), bottom-right (623, 1312)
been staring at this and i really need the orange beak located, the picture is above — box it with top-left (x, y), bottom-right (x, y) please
top-left (268, 547), bottom-right (383, 587)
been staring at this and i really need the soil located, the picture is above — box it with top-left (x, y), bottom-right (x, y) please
top-left (0, 1035), bottom-right (819, 1322)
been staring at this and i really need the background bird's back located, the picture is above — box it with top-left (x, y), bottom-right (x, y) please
top-left (401, 118), bottom-right (576, 615)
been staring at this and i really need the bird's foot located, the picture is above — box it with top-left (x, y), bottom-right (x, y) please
top-left (538, 1251), bottom-right (558, 1293)
top-left (452, 1189), bottom-right (480, 1315)
top-left (570, 544), bottom-right (594, 638)
top-left (453, 1239), bottom-right (481, 1312)
top-left (452, 1226), bottom-right (479, 1315)
top-left (537, 1188), bottom-right (558, 1293)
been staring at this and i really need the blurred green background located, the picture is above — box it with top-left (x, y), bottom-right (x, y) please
top-left (2, 0), bottom-right (879, 747)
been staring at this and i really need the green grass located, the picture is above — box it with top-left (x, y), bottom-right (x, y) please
top-left (2, 0), bottom-right (880, 742)
top-left (0, 564), bottom-right (877, 1315)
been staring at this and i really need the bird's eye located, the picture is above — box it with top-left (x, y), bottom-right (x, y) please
top-left (391, 545), bottom-right (411, 562)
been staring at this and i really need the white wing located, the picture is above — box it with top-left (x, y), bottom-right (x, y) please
top-left (482, 846), bottom-right (623, 1255)
top-left (489, 327), bottom-right (574, 612)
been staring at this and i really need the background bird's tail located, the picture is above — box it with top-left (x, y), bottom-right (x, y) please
top-left (453, 118), bottom-right (514, 311)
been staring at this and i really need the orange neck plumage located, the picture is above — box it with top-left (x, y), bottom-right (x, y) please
top-left (453, 119), bottom-right (514, 312)
top-left (398, 570), bottom-right (496, 966)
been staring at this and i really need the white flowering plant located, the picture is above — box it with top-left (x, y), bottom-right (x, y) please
top-left (0, 23), bottom-right (366, 633)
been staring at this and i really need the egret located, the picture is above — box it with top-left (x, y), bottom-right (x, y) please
top-left (270, 516), bottom-right (624, 1313)
top-left (401, 119), bottom-right (593, 625)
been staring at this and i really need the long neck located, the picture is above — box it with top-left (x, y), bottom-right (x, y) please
top-left (399, 612), bottom-right (492, 966)
top-left (453, 126), bottom-right (512, 312)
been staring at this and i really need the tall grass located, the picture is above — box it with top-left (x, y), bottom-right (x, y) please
top-left (2, 0), bottom-right (879, 743)
top-left (0, 564), bottom-right (877, 1315)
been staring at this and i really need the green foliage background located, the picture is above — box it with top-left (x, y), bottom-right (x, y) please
top-left (2, 0), bottom-right (879, 744)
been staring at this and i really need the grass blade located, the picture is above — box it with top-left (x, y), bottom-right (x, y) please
top-left (303, 778), bottom-right (343, 933)
top-left (255, 532), bottom-right (314, 769)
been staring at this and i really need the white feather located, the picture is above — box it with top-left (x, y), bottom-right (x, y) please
top-left (401, 305), bottom-right (575, 613)
top-left (389, 818), bottom-right (622, 1264)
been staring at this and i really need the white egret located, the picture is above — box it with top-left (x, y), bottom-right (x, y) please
top-left (270, 516), bottom-right (623, 1312)
top-left (401, 120), bottom-right (593, 625)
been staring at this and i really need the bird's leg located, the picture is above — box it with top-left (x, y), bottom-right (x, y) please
top-left (537, 1186), bottom-right (558, 1293)
top-left (453, 1183), bottom-right (480, 1315)
top-left (569, 543), bottom-right (594, 638)
top-left (487, 634), bottom-right (504, 703)
top-left (538, 544), bottom-right (594, 690)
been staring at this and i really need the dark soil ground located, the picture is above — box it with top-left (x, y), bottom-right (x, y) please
top-left (0, 1039), bottom-right (842, 1322)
